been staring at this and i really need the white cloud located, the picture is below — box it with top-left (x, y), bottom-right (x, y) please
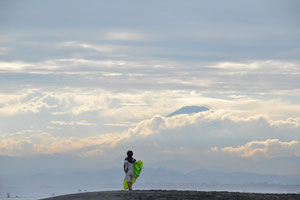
top-left (216, 139), bottom-right (300, 159)
top-left (0, 58), bottom-right (299, 98)
top-left (51, 111), bottom-right (68, 115)
top-left (210, 60), bottom-right (299, 75)
top-left (1, 87), bottom-right (300, 130)
top-left (0, 1), bottom-right (299, 175)
top-left (103, 31), bottom-right (146, 41)
top-left (1, 109), bottom-right (299, 158)
top-left (0, 58), bottom-right (127, 74)
top-left (0, 61), bottom-right (33, 71)
top-left (0, 91), bottom-right (57, 116)
top-left (57, 41), bottom-right (113, 52)
top-left (46, 126), bottom-right (62, 130)
top-left (270, 117), bottom-right (300, 127)
top-left (0, 93), bottom-right (25, 104)
top-left (1, 88), bottom-right (300, 129)
top-left (67, 93), bottom-right (109, 115)
top-left (49, 120), bottom-right (96, 126)
top-left (104, 122), bottom-right (137, 127)
top-left (0, 129), bottom-right (121, 156)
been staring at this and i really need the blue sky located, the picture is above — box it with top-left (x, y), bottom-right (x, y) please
top-left (0, 0), bottom-right (300, 175)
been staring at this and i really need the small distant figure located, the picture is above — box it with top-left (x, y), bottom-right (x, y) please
top-left (7, 193), bottom-right (9, 198)
top-left (78, 189), bottom-right (81, 192)
top-left (124, 150), bottom-right (136, 191)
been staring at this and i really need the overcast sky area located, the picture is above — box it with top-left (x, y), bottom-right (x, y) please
top-left (0, 0), bottom-right (300, 175)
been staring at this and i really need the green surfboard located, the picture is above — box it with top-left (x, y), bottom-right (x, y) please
top-left (123, 160), bottom-right (143, 190)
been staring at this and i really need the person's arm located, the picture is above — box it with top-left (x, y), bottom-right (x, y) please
top-left (124, 160), bottom-right (128, 173)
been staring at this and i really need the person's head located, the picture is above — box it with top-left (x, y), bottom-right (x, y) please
top-left (127, 150), bottom-right (133, 158)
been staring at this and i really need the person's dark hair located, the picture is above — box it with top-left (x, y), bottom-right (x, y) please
top-left (127, 150), bottom-right (133, 158)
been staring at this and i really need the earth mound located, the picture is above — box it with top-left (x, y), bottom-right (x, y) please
top-left (41, 190), bottom-right (300, 200)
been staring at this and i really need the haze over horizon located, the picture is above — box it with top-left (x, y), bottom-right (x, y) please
top-left (1, 0), bottom-right (300, 186)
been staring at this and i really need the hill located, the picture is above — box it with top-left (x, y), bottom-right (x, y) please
top-left (41, 190), bottom-right (300, 200)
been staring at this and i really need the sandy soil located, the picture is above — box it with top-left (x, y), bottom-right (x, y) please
top-left (41, 190), bottom-right (300, 200)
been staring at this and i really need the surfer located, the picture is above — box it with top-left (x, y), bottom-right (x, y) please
top-left (124, 150), bottom-right (136, 191)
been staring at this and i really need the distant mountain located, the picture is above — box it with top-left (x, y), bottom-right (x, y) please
top-left (167, 106), bottom-right (209, 117)
top-left (4, 166), bottom-right (300, 186)
top-left (147, 159), bottom-right (199, 173)
top-left (1, 155), bottom-right (300, 190)
top-left (2, 155), bottom-right (300, 195)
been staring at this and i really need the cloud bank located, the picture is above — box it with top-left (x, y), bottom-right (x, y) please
top-left (0, 0), bottom-right (299, 175)
top-left (214, 139), bottom-right (300, 159)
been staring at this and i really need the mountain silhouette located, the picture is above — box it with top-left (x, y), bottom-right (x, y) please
top-left (167, 106), bottom-right (209, 117)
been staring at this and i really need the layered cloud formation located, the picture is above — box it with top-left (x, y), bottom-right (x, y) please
top-left (214, 139), bottom-right (300, 159)
top-left (0, 0), bottom-right (299, 175)
top-left (1, 107), bottom-right (299, 166)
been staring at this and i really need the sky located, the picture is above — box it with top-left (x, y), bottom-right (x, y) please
top-left (0, 0), bottom-right (300, 175)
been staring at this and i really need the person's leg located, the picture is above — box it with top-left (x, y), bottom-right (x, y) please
top-left (127, 182), bottom-right (132, 191)
top-left (126, 174), bottom-right (131, 191)
top-left (128, 174), bottom-right (134, 191)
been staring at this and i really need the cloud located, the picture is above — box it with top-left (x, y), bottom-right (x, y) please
top-left (270, 117), bottom-right (300, 127)
top-left (0, 58), bottom-right (126, 74)
top-left (97, 111), bottom-right (300, 161)
top-left (215, 139), bottom-right (300, 159)
top-left (0, 47), bottom-right (8, 55)
top-left (103, 31), bottom-right (146, 41)
top-left (0, 0), bottom-right (299, 176)
top-left (0, 88), bottom-right (180, 119)
top-left (0, 89), bottom-right (111, 117)
top-left (57, 41), bottom-right (113, 53)
top-left (0, 61), bottom-right (33, 72)
top-left (0, 129), bottom-right (121, 156)
top-left (1, 109), bottom-right (299, 158)
top-left (0, 130), bottom-right (46, 156)
top-left (0, 91), bottom-right (57, 116)
top-left (46, 126), bottom-right (62, 130)
top-left (0, 137), bottom-right (34, 156)
top-left (0, 59), bottom-right (299, 98)
top-left (49, 120), bottom-right (96, 126)
top-left (211, 60), bottom-right (299, 75)
top-left (78, 148), bottom-right (104, 158)
top-left (1, 87), bottom-right (300, 128)
top-left (69, 94), bottom-right (109, 115)
top-left (1, 53), bottom-right (299, 100)
top-left (104, 122), bottom-right (137, 127)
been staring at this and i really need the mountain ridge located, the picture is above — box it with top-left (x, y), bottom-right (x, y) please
top-left (167, 106), bottom-right (209, 117)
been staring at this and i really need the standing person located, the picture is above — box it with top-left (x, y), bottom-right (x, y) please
top-left (124, 150), bottom-right (136, 191)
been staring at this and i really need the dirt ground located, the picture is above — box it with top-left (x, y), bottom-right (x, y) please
top-left (41, 190), bottom-right (300, 200)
